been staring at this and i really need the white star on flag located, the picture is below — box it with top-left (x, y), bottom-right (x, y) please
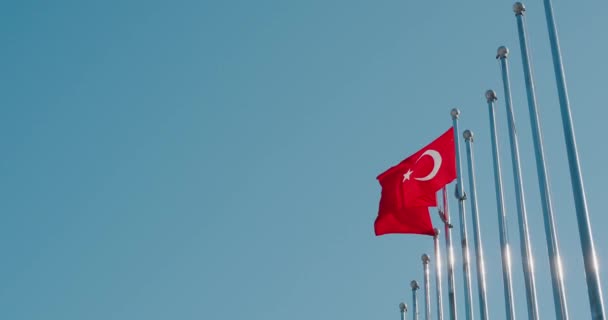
top-left (402, 169), bottom-right (413, 182)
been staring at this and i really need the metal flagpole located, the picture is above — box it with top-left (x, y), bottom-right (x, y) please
top-left (451, 108), bottom-right (475, 320)
top-left (540, 0), bottom-right (606, 318)
top-left (485, 90), bottom-right (516, 320)
top-left (513, 3), bottom-right (569, 319)
top-left (497, 45), bottom-right (539, 320)
top-left (400, 302), bottom-right (408, 320)
top-left (463, 130), bottom-right (489, 320)
top-left (422, 254), bottom-right (432, 320)
top-left (412, 280), bottom-right (420, 320)
top-left (433, 229), bottom-right (445, 320)
top-left (439, 187), bottom-right (458, 320)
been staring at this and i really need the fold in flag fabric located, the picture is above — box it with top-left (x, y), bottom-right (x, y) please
top-left (374, 128), bottom-right (456, 236)
top-left (375, 204), bottom-right (434, 236)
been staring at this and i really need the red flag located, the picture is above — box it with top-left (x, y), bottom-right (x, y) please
top-left (374, 128), bottom-right (456, 236)
top-left (374, 205), bottom-right (434, 236)
top-left (378, 127), bottom-right (456, 207)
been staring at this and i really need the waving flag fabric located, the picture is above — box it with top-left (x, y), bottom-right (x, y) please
top-left (374, 128), bottom-right (456, 236)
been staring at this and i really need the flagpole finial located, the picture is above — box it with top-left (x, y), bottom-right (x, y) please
top-left (399, 302), bottom-right (408, 312)
top-left (450, 108), bottom-right (460, 120)
top-left (463, 130), bottom-right (474, 142)
top-left (497, 46), bottom-right (509, 59)
top-left (513, 2), bottom-right (526, 16)
top-left (485, 90), bottom-right (498, 103)
top-left (411, 280), bottom-right (420, 290)
top-left (434, 228), bottom-right (440, 237)
top-left (422, 254), bottom-right (431, 264)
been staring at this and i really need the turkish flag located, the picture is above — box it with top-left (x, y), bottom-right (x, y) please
top-left (377, 127), bottom-right (456, 208)
top-left (374, 128), bottom-right (456, 236)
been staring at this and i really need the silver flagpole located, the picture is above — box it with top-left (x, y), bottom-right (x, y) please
top-left (400, 302), bottom-right (408, 320)
top-left (412, 280), bottom-right (420, 320)
top-left (463, 130), bottom-right (489, 320)
top-left (497, 45), bottom-right (539, 320)
top-left (514, 3), bottom-right (569, 319)
top-left (451, 108), bottom-right (475, 320)
top-left (422, 254), bottom-right (432, 320)
top-left (540, 0), bottom-right (606, 317)
top-left (439, 187), bottom-right (458, 320)
top-left (485, 90), bottom-right (516, 320)
top-left (434, 229), bottom-right (445, 320)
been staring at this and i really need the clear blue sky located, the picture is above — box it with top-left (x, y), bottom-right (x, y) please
top-left (1, 1), bottom-right (607, 319)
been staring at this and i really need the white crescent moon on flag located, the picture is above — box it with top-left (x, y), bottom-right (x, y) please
top-left (414, 150), bottom-right (442, 181)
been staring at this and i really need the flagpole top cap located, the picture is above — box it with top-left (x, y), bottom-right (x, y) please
top-left (514, 2), bottom-right (526, 15)
top-left (434, 228), bottom-right (440, 236)
top-left (463, 130), bottom-right (474, 141)
top-left (410, 280), bottom-right (420, 290)
top-left (421, 254), bottom-right (430, 264)
top-left (450, 108), bottom-right (460, 120)
top-left (399, 302), bottom-right (407, 312)
top-left (497, 46), bottom-right (509, 59)
top-left (485, 90), bottom-right (498, 102)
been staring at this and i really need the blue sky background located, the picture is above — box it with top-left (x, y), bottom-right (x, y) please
top-left (1, 1), bottom-right (607, 319)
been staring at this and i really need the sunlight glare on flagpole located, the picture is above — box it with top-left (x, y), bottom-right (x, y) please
top-left (485, 89), bottom-right (516, 320)
top-left (450, 109), bottom-right (475, 320)
top-left (434, 229), bottom-right (445, 320)
top-left (497, 45), bottom-right (540, 320)
top-left (464, 130), bottom-right (489, 320)
top-left (514, 3), bottom-right (569, 317)
top-left (540, 0), bottom-right (606, 317)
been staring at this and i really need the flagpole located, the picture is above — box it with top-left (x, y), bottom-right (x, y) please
top-left (400, 302), bottom-right (408, 320)
top-left (497, 45), bottom-right (540, 320)
top-left (412, 280), bottom-right (420, 320)
top-left (485, 89), bottom-right (516, 320)
top-left (451, 108), bottom-right (475, 320)
top-left (540, 0), bottom-right (606, 317)
top-left (422, 254), bottom-right (432, 320)
top-left (433, 229), bottom-right (445, 320)
top-left (439, 187), bottom-right (458, 320)
top-left (463, 130), bottom-right (489, 320)
top-left (514, 4), bottom-right (569, 319)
